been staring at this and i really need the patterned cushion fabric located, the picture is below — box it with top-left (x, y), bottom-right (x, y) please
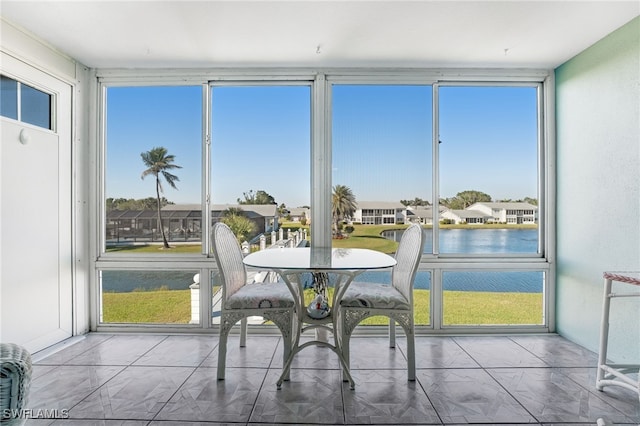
top-left (226, 282), bottom-right (295, 309)
top-left (340, 281), bottom-right (410, 309)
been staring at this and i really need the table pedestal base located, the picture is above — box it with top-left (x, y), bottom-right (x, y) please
top-left (276, 319), bottom-right (355, 390)
top-left (315, 327), bottom-right (329, 342)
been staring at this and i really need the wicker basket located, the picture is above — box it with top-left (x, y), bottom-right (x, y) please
top-left (0, 343), bottom-right (32, 424)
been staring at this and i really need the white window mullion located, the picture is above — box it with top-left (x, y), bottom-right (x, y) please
top-left (432, 83), bottom-right (440, 256)
top-left (203, 83), bottom-right (211, 256)
top-left (202, 83), bottom-right (212, 329)
top-left (311, 73), bottom-right (332, 249)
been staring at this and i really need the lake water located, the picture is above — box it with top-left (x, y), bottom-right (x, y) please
top-left (355, 270), bottom-right (544, 293)
top-left (378, 228), bottom-right (542, 293)
top-left (381, 228), bottom-right (538, 254)
top-left (102, 229), bottom-right (543, 294)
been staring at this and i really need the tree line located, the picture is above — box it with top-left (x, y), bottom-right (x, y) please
top-left (111, 190), bottom-right (536, 214)
top-left (106, 197), bottom-right (173, 211)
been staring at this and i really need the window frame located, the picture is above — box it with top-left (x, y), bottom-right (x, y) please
top-left (432, 81), bottom-right (546, 259)
top-left (92, 68), bottom-right (555, 334)
top-left (1, 73), bottom-right (56, 131)
top-left (208, 79), bottom-right (314, 248)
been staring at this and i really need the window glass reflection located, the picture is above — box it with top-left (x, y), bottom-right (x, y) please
top-left (100, 270), bottom-right (199, 324)
top-left (438, 86), bottom-right (539, 254)
top-left (0, 75), bottom-right (18, 120)
top-left (331, 85), bottom-right (432, 251)
top-left (442, 270), bottom-right (544, 325)
top-left (104, 86), bottom-right (202, 253)
top-left (21, 83), bottom-right (51, 129)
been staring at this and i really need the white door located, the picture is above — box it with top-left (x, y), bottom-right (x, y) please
top-left (0, 53), bottom-right (73, 352)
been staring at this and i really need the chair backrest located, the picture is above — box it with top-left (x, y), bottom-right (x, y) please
top-left (212, 222), bottom-right (247, 302)
top-left (391, 223), bottom-right (425, 302)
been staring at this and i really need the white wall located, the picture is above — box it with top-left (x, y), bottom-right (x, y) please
top-left (1, 20), bottom-right (92, 345)
top-left (555, 17), bottom-right (640, 362)
top-left (0, 18), bottom-right (76, 82)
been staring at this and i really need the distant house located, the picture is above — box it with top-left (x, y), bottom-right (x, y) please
top-left (352, 201), bottom-right (406, 225)
top-left (211, 204), bottom-right (279, 234)
top-left (160, 204), bottom-right (204, 237)
top-left (106, 203), bottom-right (279, 244)
top-left (467, 202), bottom-right (537, 224)
top-left (405, 205), bottom-right (448, 225)
top-left (440, 209), bottom-right (489, 225)
top-left (287, 207), bottom-right (310, 223)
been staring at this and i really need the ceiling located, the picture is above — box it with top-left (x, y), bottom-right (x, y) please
top-left (2, 1), bottom-right (639, 70)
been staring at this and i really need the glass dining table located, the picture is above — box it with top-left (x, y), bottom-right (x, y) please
top-left (243, 246), bottom-right (396, 389)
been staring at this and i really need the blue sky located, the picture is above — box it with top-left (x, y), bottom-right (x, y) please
top-left (106, 84), bottom-right (537, 208)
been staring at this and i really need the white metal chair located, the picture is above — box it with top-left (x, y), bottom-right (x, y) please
top-left (339, 223), bottom-right (424, 380)
top-left (212, 222), bottom-right (296, 380)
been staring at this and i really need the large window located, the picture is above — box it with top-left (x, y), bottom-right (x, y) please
top-left (209, 85), bottom-right (311, 324)
top-left (104, 86), bottom-right (202, 253)
top-left (101, 85), bottom-right (203, 326)
top-left (442, 270), bottom-right (545, 326)
top-left (209, 84), bottom-right (310, 233)
top-left (99, 269), bottom-right (199, 324)
top-left (96, 72), bottom-right (551, 332)
top-left (331, 84), bottom-right (432, 242)
top-left (331, 84), bottom-right (432, 325)
top-left (436, 85), bottom-right (542, 326)
top-left (438, 85), bottom-right (539, 255)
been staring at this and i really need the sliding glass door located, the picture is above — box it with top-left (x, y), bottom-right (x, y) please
top-left (209, 84), bottom-right (311, 324)
top-left (437, 84), bottom-right (543, 326)
top-left (331, 84), bottom-right (433, 325)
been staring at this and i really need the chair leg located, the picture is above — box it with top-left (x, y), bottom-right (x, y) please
top-left (240, 317), bottom-right (247, 347)
top-left (264, 310), bottom-right (294, 382)
top-left (404, 320), bottom-right (415, 381)
top-left (389, 317), bottom-right (396, 348)
top-left (341, 309), bottom-right (361, 381)
top-left (281, 328), bottom-right (292, 381)
top-left (341, 308), bottom-right (371, 384)
top-left (279, 314), bottom-right (293, 381)
top-left (217, 318), bottom-right (230, 380)
top-left (341, 323), bottom-right (352, 381)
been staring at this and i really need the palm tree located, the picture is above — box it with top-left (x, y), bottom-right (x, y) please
top-left (141, 147), bottom-right (182, 249)
top-left (332, 184), bottom-right (356, 237)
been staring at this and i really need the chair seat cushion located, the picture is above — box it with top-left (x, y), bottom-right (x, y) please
top-left (226, 282), bottom-right (295, 309)
top-left (340, 281), bottom-right (410, 310)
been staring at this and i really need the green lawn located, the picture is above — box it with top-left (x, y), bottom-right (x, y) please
top-left (102, 289), bottom-right (192, 323)
top-left (102, 288), bottom-right (542, 325)
top-left (330, 224), bottom-right (403, 253)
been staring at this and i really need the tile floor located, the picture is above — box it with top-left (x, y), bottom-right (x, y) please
top-left (22, 332), bottom-right (639, 425)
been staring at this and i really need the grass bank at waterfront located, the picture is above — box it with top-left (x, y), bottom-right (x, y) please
top-left (102, 287), bottom-right (541, 325)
